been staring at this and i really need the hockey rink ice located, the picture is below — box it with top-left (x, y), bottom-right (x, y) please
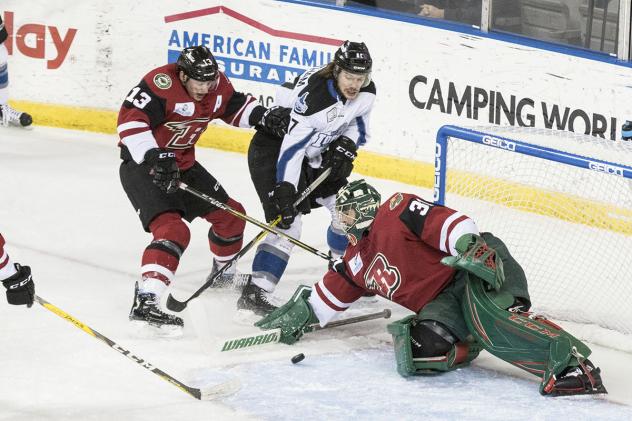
top-left (1, 126), bottom-right (631, 420)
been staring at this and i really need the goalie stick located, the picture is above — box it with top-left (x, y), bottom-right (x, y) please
top-left (34, 295), bottom-right (240, 400)
top-left (220, 309), bottom-right (392, 352)
top-left (166, 168), bottom-right (333, 312)
top-left (179, 180), bottom-right (334, 262)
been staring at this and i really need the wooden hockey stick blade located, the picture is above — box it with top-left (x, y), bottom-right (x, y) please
top-left (34, 295), bottom-right (239, 400)
top-left (219, 308), bottom-right (391, 352)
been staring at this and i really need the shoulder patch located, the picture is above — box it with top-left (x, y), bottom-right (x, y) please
top-left (348, 252), bottom-right (364, 276)
top-left (294, 74), bottom-right (338, 117)
top-left (389, 193), bottom-right (404, 210)
top-left (294, 92), bottom-right (309, 115)
top-left (153, 73), bottom-right (172, 90)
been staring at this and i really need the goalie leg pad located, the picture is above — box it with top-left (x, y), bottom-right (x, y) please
top-left (462, 275), bottom-right (601, 394)
top-left (387, 316), bottom-right (481, 377)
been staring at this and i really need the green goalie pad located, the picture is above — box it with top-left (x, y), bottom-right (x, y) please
top-left (387, 316), bottom-right (481, 377)
top-left (441, 234), bottom-right (505, 291)
top-left (254, 285), bottom-right (318, 345)
top-left (462, 276), bottom-right (592, 394)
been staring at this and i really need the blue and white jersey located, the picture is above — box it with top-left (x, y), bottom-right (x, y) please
top-left (274, 66), bottom-right (376, 187)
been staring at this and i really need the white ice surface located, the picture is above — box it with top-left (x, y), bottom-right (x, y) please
top-left (0, 126), bottom-right (631, 420)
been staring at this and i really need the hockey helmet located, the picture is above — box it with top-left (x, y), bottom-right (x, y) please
top-left (335, 179), bottom-right (381, 245)
top-left (334, 41), bottom-right (372, 74)
top-left (333, 41), bottom-right (372, 88)
top-left (176, 46), bottom-right (219, 82)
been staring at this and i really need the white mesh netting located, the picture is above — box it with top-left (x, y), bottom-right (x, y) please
top-left (440, 126), bottom-right (632, 338)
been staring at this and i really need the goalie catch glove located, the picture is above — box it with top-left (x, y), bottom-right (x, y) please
top-left (321, 136), bottom-right (358, 181)
top-left (441, 234), bottom-right (505, 291)
top-left (250, 105), bottom-right (291, 139)
top-left (2, 264), bottom-right (35, 307)
top-left (254, 285), bottom-right (319, 345)
top-left (144, 148), bottom-right (180, 194)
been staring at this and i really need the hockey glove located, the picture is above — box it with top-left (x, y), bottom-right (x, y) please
top-left (2, 264), bottom-right (35, 307)
top-left (321, 136), bottom-right (358, 181)
top-left (255, 285), bottom-right (318, 345)
top-left (622, 120), bottom-right (632, 140)
top-left (145, 148), bottom-right (180, 194)
top-left (441, 234), bottom-right (505, 291)
top-left (272, 181), bottom-right (298, 229)
top-left (251, 105), bottom-right (291, 139)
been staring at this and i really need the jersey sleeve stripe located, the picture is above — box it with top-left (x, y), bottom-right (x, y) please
top-left (355, 116), bottom-right (367, 146)
top-left (276, 130), bottom-right (316, 182)
top-left (117, 121), bottom-right (149, 134)
top-left (315, 279), bottom-right (351, 311)
top-left (230, 99), bottom-right (257, 128)
top-left (439, 212), bottom-right (467, 253)
top-left (121, 131), bottom-right (159, 164)
top-left (447, 218), bottom-right (479, 256)
top-left (308, 281), bottom-right (347, 326)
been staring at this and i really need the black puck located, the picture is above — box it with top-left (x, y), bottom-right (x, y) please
top-left (291, 353), bottom-right (305, 364)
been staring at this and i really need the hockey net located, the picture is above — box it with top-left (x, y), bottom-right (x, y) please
top-left (434, 125), bottom-right (632, 348)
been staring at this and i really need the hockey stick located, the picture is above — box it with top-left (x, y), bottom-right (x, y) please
top-left (166, 168), bottom-right (333, 312)
top-left (34, 295), bottom-right (240, 400)
top-left (220, 308), bottom-right (391, 352)
top-left (179, 181), bottom-right (333, 262)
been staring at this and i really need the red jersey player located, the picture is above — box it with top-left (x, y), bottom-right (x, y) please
top-left (0, 234), bottom-right (35, 306)
top-left (255, 179), bottom-right (606, 397)
top-left (118, 46), bottom-right (289, 335)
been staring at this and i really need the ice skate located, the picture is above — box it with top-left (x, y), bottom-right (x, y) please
top-left (237, 279), bottom-right (278, 316)
top-left (207, 258), bottom-right (251, 290)
top-left (0, 104), bottom-right (32, 128)
top-left (542, 359), bottom-right (607, 397)
top-left (129, 282), bottom-right (183, 337)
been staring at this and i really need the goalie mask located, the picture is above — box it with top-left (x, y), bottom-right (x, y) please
top-left (176, 46), bottom-right (219, 82)
top-left (333, 41), bottom-right (372, 88)
top-left (335, 179), bottom-right (381, 245)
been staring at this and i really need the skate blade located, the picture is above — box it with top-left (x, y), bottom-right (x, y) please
top-left (130, 320), bottom-right (184, 338)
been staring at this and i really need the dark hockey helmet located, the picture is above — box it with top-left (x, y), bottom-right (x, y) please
top-left (333, 41), bottom-right (372, 88)
top-left (335, 179), bottom-right (381, 246)
top-left (176, 46), bottom-right (219, 82)
top-left (334, 41), bottom-right (372, 75)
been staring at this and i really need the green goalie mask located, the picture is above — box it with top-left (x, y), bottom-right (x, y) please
top-left (335, 179), bottom-right (381, 245)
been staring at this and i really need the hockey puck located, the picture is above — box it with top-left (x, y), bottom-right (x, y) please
top-left (291, 353), bottom-right (305, 364)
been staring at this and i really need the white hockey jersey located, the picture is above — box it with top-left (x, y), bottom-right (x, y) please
top-left (274, 66), bottom-right (376, 187)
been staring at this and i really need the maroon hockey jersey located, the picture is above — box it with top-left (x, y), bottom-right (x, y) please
top-left (309, 192), bottom-right (479, 325)
top-left (117, 63), bottom-right (258, 170)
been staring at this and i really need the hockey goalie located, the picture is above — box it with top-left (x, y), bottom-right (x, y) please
top-left (255, 179), bottom-right (607, 397)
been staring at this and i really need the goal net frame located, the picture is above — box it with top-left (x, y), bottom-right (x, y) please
top-left (434, 124), bottom-right (632, 344)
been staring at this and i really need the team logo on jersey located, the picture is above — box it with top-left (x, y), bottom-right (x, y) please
top-left (294, 92), bottom-right (309, 115)
top-left (389, 193), bottom-right (403, 210)
top-left (326, 108), bottom-right (338, 123)
top-left (364, 253), bottom-right (401, 300)
top-left (164, 118), bottom-right (210, 149)
top-left (153, 73), bottom-right (172, 90)
top-left (174, 102), bottom-right (195, 117)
